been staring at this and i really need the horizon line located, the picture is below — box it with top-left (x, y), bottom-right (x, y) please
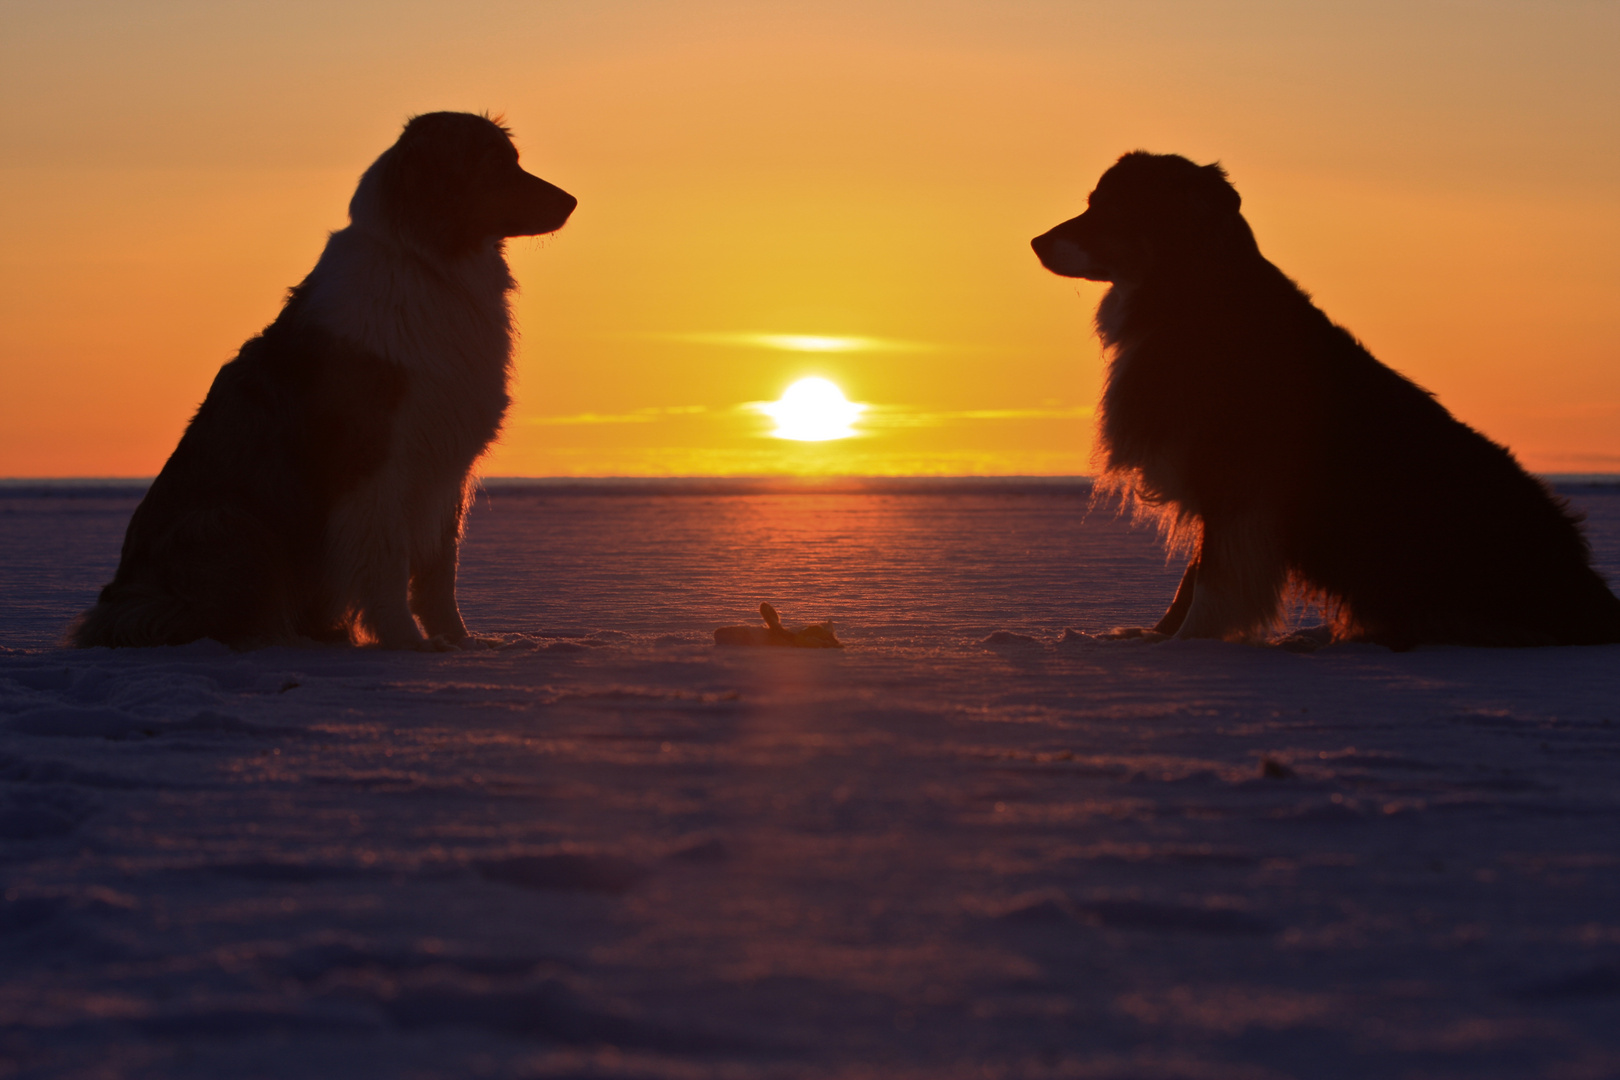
top-left (5, 473), bottom-right (1620, 486)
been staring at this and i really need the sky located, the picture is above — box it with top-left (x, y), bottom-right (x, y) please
top-left (1, 0), bottom-right (1616, 477)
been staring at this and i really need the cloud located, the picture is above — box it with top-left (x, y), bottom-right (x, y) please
top-left (641, 332), bottom-right (938, 353)
top-left (861, 406), bottom-right (1093, 429)
top-left (526, 406), bottom-right (709, 426)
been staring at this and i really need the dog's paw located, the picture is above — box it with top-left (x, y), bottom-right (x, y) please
top-left (1272, 624), bottom-right (1335, 653)
top-left (417, 635), bottom-right (464, 653)
top-left (1097, 626), bottom-right (1168, 643)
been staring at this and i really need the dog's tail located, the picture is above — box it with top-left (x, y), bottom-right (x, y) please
top-left (66, 505), bottom-right (301, 650)
top-left (67, 585), bottom-right (216, 649)
top-left (1562, 572), bottom-right (1620, 645)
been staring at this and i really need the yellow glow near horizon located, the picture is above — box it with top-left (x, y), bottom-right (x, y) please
top-left (758, 378), bottom-right (867, 441)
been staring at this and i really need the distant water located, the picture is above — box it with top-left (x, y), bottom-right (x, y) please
top-left (3, 477), bottom-right (1618, 649)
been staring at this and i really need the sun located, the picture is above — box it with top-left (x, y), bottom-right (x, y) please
top-left (759, 378), bottom-right (866, 441)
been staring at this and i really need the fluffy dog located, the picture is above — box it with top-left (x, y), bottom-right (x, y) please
top-left (1032, 151), bottom-right (1620, 648)
top-left (72, 112), bottom-right (576, 650)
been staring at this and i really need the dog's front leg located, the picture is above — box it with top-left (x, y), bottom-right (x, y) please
top-left (328, 499), bottom-right (428, 649)
top-left (410, 528), bottom-right (468, 645)
top-left (1152, 560), bottom-right (1199, 635)
top-left (1100, 559), bottom-right (1199, 640)
top-left (358, 554), bottom-right (428, 649)
top-left (1175, 516), bottom-right (1286, 642)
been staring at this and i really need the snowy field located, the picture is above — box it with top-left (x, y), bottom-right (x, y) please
top-left (3, 479), bottom-right (1619, 1080)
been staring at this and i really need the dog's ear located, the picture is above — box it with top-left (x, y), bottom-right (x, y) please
top-left (379, 121), bottom-right (466, 252)
top-left (1199, 162), bottom-right (1242, 216)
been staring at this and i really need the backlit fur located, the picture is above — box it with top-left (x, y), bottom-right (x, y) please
top-left (1032, 151), bottom-right (1620, 648)
top-left (72, 112), bottom-right (576, 650)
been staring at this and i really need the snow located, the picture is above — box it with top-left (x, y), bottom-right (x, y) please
top-left (2, 480), bottom-right (1619, 1078)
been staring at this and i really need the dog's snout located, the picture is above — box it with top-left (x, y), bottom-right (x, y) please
top-left (508, 172), bottom-right (577, 237)
top-left (1031, 228), bottom-right (1084, 278)
top-left (542, 184), bottom-right (578, 232)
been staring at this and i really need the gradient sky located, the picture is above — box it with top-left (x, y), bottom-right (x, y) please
top-left (2, 0), bottom-right (1616, 476)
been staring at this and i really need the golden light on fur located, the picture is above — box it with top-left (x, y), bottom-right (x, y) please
top-left (758, 378), bottom-right (866, 441)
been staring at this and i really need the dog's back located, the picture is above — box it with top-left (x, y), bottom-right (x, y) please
top-left (72, 297), bottom-right (404, 647)
top-left (1299, 323), bottom-right (1620, 646)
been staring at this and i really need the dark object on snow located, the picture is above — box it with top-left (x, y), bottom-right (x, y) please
top-left (714, 603), bottom-right (842, 649)
top-left (1260, 756), bottom-right (1297, 780)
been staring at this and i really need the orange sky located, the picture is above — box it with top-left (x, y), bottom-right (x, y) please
top-left (2, 0), bottom-right (1616, 477)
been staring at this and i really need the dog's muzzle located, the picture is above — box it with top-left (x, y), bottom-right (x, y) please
top-left (510, 174), bottom-right (577, 237)
top-left (1031, 230), bottom-right (1110, 281)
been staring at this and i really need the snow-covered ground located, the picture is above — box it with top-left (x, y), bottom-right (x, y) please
top-left (3, 481), bottom-right (1619, 1079)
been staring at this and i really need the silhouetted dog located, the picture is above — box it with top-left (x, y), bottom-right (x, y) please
top-left (72, 113), bottom-right (576, 650)
top-left (1032, 151), bottom-right (1620, 648)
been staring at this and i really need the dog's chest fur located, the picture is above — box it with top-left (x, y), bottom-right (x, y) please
top-left (291, 227), bottom-right (515, 594)
top-left (1093, 283), bottom-right (1193, 504)
top-left (303, 230), bottom-right (512, 481)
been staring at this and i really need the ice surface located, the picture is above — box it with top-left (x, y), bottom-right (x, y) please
top-left (2, 480), bottom-right (1619, 1078)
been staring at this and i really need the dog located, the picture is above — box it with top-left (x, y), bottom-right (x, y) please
top-left (71, 112), bottom-right (576, 650)
top-left (1032, 151), bottom-right (1620, 648)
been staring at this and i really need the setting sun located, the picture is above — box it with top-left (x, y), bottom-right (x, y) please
top-left (759, 377), bottom-right (866, 441)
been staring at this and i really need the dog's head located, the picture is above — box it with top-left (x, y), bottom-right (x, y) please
top-left (1031, 152), bottom-right (1252, 285)
top-left (351, 112), bottom-right (577, 258)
